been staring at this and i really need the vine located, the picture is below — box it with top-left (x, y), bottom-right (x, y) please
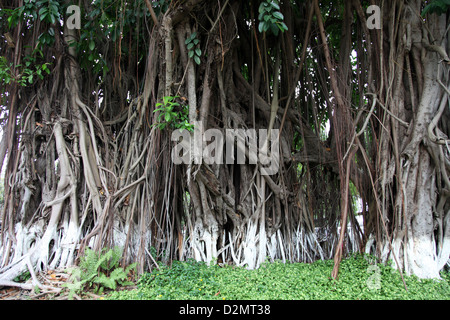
top-left (185, 32), bottom-right (202, 65)
top-left (0, 48), bottom-right (51, 87)
top-left (258, 0), bottom-right (288, 35)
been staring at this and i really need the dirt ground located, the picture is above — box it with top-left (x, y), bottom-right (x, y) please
top-left (0, 286), bottom-right (105, 300)
top-left (0, 270), bottom-right (103, 300)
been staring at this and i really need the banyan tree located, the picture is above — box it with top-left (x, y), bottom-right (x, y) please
top-left (0, 0), bottom-right (449, 288)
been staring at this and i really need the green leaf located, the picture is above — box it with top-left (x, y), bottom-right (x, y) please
top-left (94, 273), bottom-right (117, 290)
top-left (89, 40), bottom-right (95, 51)
top-left (168, 102), bottom-right (180, 108)
top-left (49, 13), bottom-right (56, 24)
top-left (188, 50), bottom-right (195, 58)
top-left (40, 12), bottom-right (48, 22)
top-left (110, 268), bottom-right (127, 283)
top-left (270, 1), bottom-right (280, 10)
top-left (272, 11), bottom-right (284, 21)
top-left (258, 22), bottom-right (265, 33)
top-left (125, 263), bottom-right (137, 274)
top-left (194, 55), bottom-right (201, 65)
top-left (163, 96), bottom-right (171, 105)
top-left (187, 42), bottom-right (194, 50)
top-left (258, 3), bottom-right (266, 14)
top-left (38, 7), bottom-right (48, 18)
top-left (195, 48), bottom-right (202, 57)
top-left (50, 3), bottom-right (59, 14)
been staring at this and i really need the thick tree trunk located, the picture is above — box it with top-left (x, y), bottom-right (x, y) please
top-left (366, 1), bottom-right (450, 279)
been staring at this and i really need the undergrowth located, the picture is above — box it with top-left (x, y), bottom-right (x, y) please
top-left (107, 255), bottom-right (450, 300)
top-left (64, 246), bottom-right (136, 299)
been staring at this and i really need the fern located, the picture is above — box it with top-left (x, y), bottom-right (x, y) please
top-left (64, 246), bottom-right (136, 299)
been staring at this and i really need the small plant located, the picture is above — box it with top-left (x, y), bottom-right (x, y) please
top-left (0, 56), bottom-right (14, 85)
top-left (185, 32), bottom-right (202, 65)
top-left (64, 246), bottom-right (136, 299)
top-left (0, 48), bottom-right (51, 87)
top-left (17, 49), bottom-right (51, 86)
top-left (258, 0), bottom-right (288, 36)
top-left (153, 96), bottom-right (194, 132)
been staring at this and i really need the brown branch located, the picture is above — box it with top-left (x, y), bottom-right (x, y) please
top-left (331, 146), bottom-right (356, 280)
top-left (144, 0), bottom-right (159, 26)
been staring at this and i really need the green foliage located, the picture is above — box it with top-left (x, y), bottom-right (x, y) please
top-left (258, 0), bottom-right (288, 36)
top-left (5, 0), bottom-right (61, 35)
top-left (422, 0), bottom-right (450, 16)
top-left (185, 32), bottom-right (202, 65)
top-left (153, 96), bottom-right (194, 132)
top-left (4, 0), bottom-right (39, 28)
top-left (107, 255), bottom-right (450, 300)
top-left (36, 0), bottom-right (61, 25)
top-left (18, 49), bottom-right (51, 86)
top-left (0, 56), bottom-right (14, 86)
top-left (152, 0), bottom-right (169, 16)
top-left (64, 247), bottom-right (136, 299)
top-left (0, 48), bottom-right (51, 87)
top-left (13, 270), bottom-right (31, 283)
top-left (66, 0), bottom-right (153, 77)
top-left (1, 2), bottom-right (55, 88)
top-left (66, 3), bottom-right (110, 75)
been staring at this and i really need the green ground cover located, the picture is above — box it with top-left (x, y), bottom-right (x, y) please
top-left (107, 255), bottom-right (450, 300)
